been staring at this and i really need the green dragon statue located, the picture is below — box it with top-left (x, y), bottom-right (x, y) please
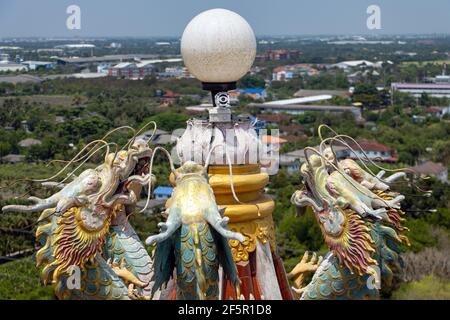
top-left (2, 125), bottom-right (161, 300)
top-left (145, 160), bottom-right (244, 300)
top-left (289, 126), bottom-right (410, 300)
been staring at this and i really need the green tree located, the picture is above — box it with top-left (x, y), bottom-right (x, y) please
top-left (238, 74), bottom-right (266, 89)
top-left (352, 83), bottom-right (381, 109)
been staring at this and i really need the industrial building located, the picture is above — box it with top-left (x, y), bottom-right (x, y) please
top-left (0, 63), bottom-right (27, 72)
top-left (56, 55), bottom-right (181, 66)
top-left (21, 61), bottom-right (55, 70)
top-left (391, 82), bottom-right (450, 98)
top-left (108, 61), bottom-right (156, 79)
top-left (251, 103), bottom-right (362, 119)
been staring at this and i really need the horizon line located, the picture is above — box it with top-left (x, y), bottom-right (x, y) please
top-left (1, 33), bottom-right (450, 40)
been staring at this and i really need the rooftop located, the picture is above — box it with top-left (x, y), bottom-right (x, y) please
top-left (279, 125), bottom-right (305, 133)
top-left (348, 139), bottom-right (392, 153)
top-left (392, 82), bottom-right (450, 90)
top-left (261, 135), bottom-right (288, 144)
top-left (283, 135), bottom-right (308, 143)
top-left (294, 89), bottom-right (350, 98)
top-left (153, 186), bottom-right (174, 196)
top-left (252, 104), bottom-right (360, 112)
top-left (57, 54), bottom-right (179, 64)
top-left (411, 161), bottom-right (447, 175)
top-left (0, 75), bottom-right (42, 84)
top-left (1, 154), bottom-right (25, 163)
top-left (256, 114), bottom-right (292, 123)
top-left (18, 138), bottom-right (42, 147)
top-left (425, 107), bottom-right (443, 113)
top-left (238, 88), bottom-right (266, 95)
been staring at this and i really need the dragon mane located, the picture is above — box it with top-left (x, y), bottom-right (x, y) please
top-left (316, 192), bottom-right (409, 279)
top-left (36, 205), bottom-right (122, 285)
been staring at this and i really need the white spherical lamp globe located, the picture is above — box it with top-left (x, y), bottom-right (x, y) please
top-left (181, 8), bottom-right (256, 83)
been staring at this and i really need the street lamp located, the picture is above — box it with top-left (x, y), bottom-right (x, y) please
top-left (181, 8), bottom-right (256, 122)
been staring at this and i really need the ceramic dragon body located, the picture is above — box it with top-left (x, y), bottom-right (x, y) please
top-left (290, 133), bottom-right (410, 300)
top-left (146, 161), bottom-right (244, 300)
top-left (3, 138), bottom-right (158, 299)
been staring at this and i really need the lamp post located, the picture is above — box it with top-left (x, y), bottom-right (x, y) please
top-left (181, 8), bottom-right (256, 122)
top-left (174, 9), bottom-right (293, 300)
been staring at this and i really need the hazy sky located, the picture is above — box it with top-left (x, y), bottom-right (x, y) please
top-left (0, 0), bottom-right (449, 37)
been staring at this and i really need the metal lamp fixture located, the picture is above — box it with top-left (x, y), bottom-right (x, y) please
top-left (181, 8), bottom-right (256, 122)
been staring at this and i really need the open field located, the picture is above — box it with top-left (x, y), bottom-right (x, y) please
top-left (0, 95), bottom-right (83, 107)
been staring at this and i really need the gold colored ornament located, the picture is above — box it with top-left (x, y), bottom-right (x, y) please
top-left (227, 215), bottom-right (276, 263)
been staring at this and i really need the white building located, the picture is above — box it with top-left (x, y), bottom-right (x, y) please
top-left (0, 53), bottom-right (9, 63)
top-left (21, 61), bottom-right (55, 70)
top-left (332, 60), bottom-right (375, 69)
top-left (0, 63), bottom-right (28, 72)
top-left (158, 66), bottom-right (190, 78)
top-left (251, 103), bottom-right (362, 119)
top-left (391, 83), bottom-right (450, 98)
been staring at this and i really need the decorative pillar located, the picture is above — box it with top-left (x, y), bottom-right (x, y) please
top-left (167, 8), bottom-right (293, 300)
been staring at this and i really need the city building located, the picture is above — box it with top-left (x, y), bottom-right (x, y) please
top-left (281, 145), bottom-right (350, 167)
top-left (331, 60), bottom-right (383, 70)
top-left (279, 124), bottom-right (305, 136)
top-left (158, 66), bottom-right (190, 78)
top-left (21, 61), bottom-right (55, 70)
top-left (248, 116), bottom-right (266, 134)
top-left (391, 82), bottom-right (450, 98)
top-left (425, 106), bottom-right (450, 118)
top-left (251, 103), bottom-right (362, 120)
top-left (56, 44), bottom-right (96, 49)
top-left (280, 139), bottom-right (396, 173)
top-left (346, 140), bottom-right (397, 163)
top-left (434, 74), bottom-right (450, 83)
top-left (265, 49), bottom-right (301, 61)
top-left (410, 161), bottom-right (448, 184)
top-left (272, 64), bottom-right (320, 81)
top-left (229, 88), bottom-right (267, 101)
top-left (294, 89), bottom-right (350, 98)
top-left (108, 61), bottom-right (155, 79)
top-left (56, 55), bottom-right (181, 67)
top-left (0, 53), bottom-right (9, 62)
top-left (153, 186), bottom-right (174, 200)
top-left (137, 129), bottom-right (174, 145)
top-left (255, 114), bottom-right (292, 125)
top-left (0, 63), bottom-right (27, 72)
top-left (97, 63), bottom-right (111, 74)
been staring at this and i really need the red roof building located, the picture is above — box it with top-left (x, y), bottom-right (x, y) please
top-left (265, 50), bottom-right (301, 61)
top-left (283, 135), bottom-right (308, 143)
top-left (411, 161), bottom-right (448, 183)
top-left (347, 140), bottom-right (398, 163)
top-left (279, 125), bottom-right (305, 135)
top-left (256, 114), bottom-right (292, 124)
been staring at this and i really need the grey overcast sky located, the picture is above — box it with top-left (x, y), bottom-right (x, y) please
top-left (0, 0), bottom-right (449, 38)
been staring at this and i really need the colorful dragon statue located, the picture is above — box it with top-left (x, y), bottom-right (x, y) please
top-left (2, 125), bottom-right (161, 300)
top-left (145, 158), bottom-right (244, 300)
top-left (289, 126), bottom-right (410, 300)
